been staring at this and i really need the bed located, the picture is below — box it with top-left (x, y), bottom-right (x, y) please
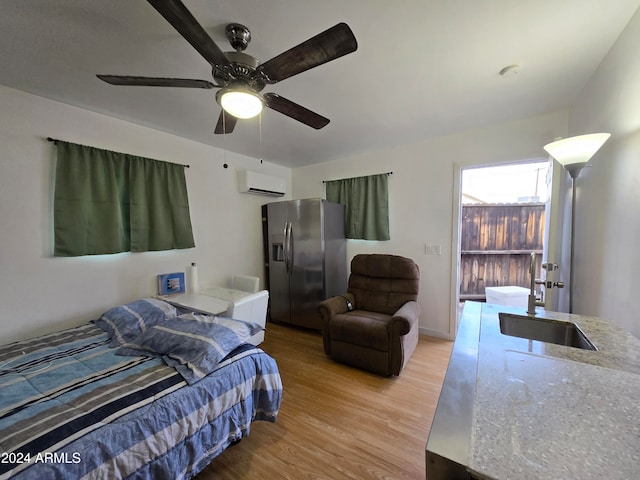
top-left (0, 298), bottom-right (282, 479)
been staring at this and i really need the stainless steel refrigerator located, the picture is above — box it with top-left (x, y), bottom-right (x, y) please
top-left (262, 198), bottom-right (346, 329)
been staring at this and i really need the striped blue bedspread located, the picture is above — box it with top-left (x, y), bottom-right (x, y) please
top-left (0, 323), bottom-right (282, 479)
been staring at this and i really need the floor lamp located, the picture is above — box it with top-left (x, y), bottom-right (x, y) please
top-left (543, 133), bottom-right (611, 313)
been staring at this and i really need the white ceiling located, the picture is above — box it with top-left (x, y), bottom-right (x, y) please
top-left (1, 0), bottom-right (638, 168)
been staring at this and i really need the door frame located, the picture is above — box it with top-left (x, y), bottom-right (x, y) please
top-left (450, 158), bottom-right (550, 335)
top-left (542, 158), bottom-right (571, 312)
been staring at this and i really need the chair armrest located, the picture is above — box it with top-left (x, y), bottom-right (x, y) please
top-left (319, 294), bottom-right (354, 355)
top-left (391, 301), bottom-right (421, 336)
top-left (318, 293), bottom-right (354, 322)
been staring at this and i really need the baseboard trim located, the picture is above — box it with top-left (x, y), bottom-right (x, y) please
top-left (419, 327), bottom-right (454, 341)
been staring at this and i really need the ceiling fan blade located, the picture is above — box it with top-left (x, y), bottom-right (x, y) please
top-left (258, 23), bottom-right (357, 83)
top-left (214, 110), bottom-right (238, 134)
top-left (146, 0), bottom-right (229, 67)
top-left (264, 93), bottom-right (330, 129)
top-left (97, 75), bottom-right (216, 88)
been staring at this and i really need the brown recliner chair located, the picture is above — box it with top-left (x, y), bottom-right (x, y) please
top-left (319, 254), bottom-right (420, 376)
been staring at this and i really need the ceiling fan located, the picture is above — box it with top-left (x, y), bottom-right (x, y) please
top-left (97, 0), bottom-right (358, 134)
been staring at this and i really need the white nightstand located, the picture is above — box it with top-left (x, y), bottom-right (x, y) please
top-left (158, 290), bottom-right (269, 346)
top-left (157, 293), bottom-right (230, 316)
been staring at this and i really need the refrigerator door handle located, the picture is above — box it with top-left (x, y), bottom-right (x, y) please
top-left (288, 222), bottom-right (294, 274)
top-left (284, 222), bottom-right (292, 274)
top-left (283, 222), bottom-right (288, 273)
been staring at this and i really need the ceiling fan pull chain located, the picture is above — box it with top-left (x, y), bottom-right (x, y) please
top-left (259, 111), bottom-right (263, 164)
top-left (222, 108), bottom-right (228, 166)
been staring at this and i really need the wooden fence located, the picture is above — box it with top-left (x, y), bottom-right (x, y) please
top-left (460, 203), bottom-right (545, 300)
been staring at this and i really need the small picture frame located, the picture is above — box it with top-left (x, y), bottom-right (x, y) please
top-left (157, 272), bottom-right (185, 295)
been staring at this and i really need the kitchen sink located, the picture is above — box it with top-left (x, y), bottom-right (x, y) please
top-left (498, 313), bottom-right (597, 351)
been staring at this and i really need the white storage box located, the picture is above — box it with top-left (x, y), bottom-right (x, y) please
top-left (485, 286), bottom-right (529, 308)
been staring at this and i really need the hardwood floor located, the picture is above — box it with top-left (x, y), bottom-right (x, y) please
top-left (195, 323), bottom-right (453, 480)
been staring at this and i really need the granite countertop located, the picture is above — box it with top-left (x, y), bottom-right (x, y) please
top-left (426, 301), bottom-right (640, 480)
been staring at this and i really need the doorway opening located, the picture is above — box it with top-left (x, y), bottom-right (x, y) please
top-left (454, 160), bottom-right (550, 327)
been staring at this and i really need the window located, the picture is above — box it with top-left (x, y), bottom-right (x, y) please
top-left (53, 141), bottom-right (195, 256)
top-left (325, 173), bottom-right (390, 240)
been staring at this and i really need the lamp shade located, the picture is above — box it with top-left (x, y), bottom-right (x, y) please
top-left (217, 88), bottom-right (263, 119)
top-left (543, 133), bottom-right (611, 167)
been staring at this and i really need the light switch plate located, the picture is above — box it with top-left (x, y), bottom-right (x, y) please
top-left (425, 244), bottom-right (441, 255)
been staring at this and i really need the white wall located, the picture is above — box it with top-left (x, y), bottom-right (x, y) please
top-left (293, 110), bottom-right (569, 338)
top-left (0, 86), bottom-right (291, 344)
top-left (568, 6), bottom-right (640, 338)
top-left (13, 25), bottom-right (639, 344)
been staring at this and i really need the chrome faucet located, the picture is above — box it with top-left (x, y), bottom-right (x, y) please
top-left (527, 252), bottom-right (545, 315)
top-left (527, 252), bottom-right (564, 315)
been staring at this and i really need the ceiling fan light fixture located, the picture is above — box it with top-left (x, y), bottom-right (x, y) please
top-left (218, 87), bottom-right (263, 119)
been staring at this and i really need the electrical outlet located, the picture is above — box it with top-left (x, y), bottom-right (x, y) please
top-left (425, 244), bottom-right (441, 255)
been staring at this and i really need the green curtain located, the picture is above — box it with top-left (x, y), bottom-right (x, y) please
top-left (325, 173), bottom-right (390, 240)
top-left (53, 141), bottom-right (195, 256)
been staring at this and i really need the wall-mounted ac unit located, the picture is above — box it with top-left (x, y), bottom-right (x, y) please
top-left (238, 170), bottom-right (286, 196)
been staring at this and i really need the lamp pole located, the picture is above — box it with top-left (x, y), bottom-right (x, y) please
top-left (566, 166), bottom-right (583, 314)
